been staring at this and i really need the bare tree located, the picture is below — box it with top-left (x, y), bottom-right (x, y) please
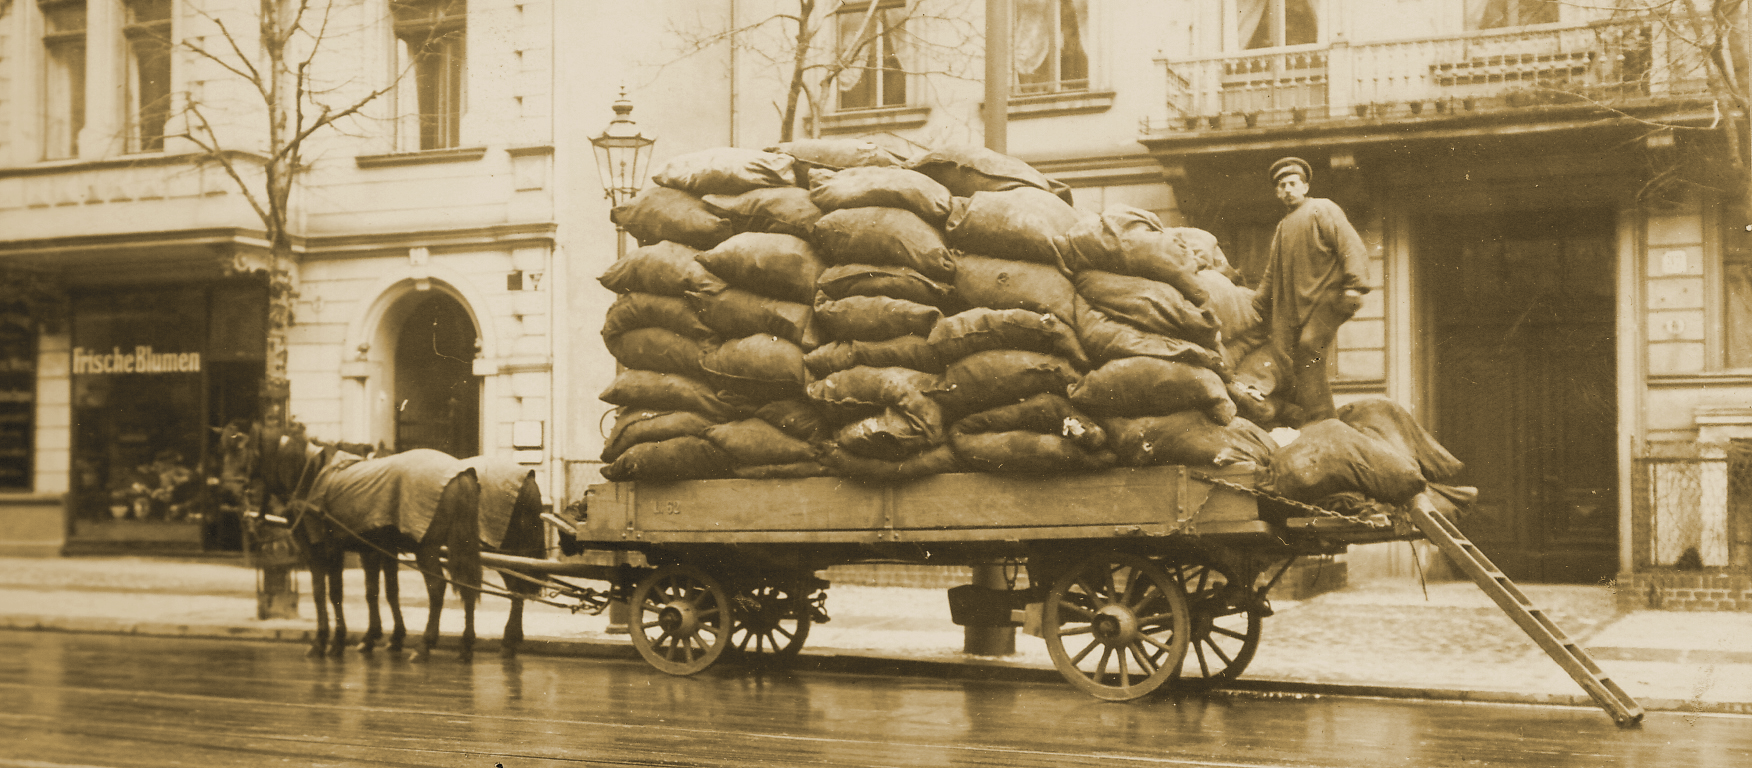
top-left (666, 0), bottom-right (979, 143)
top-left (1629, 1), bottom-right (1752, 215)
top-left (174, 0), bottom-right (443, 425)
top-left (1545, 2), bottom-right (1752, 215)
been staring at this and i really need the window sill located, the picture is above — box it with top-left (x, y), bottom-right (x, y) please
top-left (1007, 89), bottom-right (1116, 119)
top-left (355, 146), bottom-right (488, 169)
top-left (1649, 372), bottom-right (1752, 388)
top-left (813, 105), bottom-right (931, 135)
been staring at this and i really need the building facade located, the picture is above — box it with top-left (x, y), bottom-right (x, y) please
top-left (3, 1), bottom-right (1746, 601)
top-left (558, 1), bottom-right (1751, 596)
top-left (0, 0), bottom-right (561, 555)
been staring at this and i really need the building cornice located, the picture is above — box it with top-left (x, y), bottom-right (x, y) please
top-left (301, 222), bottom-right (559, 259)
top-left (1, 222), bottom-right (558, 265)
top-left (1023, 151), bottom-right (1169, 188)
top-left (0, 150), bottom-right (268, 179)
top-left (1140, 98), bottom-right (1718, 159)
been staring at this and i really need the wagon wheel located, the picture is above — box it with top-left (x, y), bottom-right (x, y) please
top-left (1173, 556), bottom-right (1264, 688)
top-left (629, 565), bottom-right (731, 676)
top-left (726, 582), bottom-right (813, 662)
top-left (1042, 552), bottom-right (1191, 701)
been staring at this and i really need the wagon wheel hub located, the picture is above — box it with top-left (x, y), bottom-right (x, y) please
top-left (657, 600), bottom-right (701, 637)
top-left (1092, 604), bottom-right (1140, 646)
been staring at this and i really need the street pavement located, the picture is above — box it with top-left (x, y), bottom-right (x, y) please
top-left (1, 555), bottom-right (1748, 718)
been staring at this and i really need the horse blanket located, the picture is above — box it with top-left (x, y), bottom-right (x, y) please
top-left (308, 449), bottom-right (533, 549)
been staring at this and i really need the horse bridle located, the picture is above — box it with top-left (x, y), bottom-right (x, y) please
top-left (247, 430), bottom-right (324, 531)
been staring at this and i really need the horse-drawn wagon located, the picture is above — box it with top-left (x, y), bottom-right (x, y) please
top-left (487, 463), bottom-right (1643, 726)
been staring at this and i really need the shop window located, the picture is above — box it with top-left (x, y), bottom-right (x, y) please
top-left (1015, 0), bottom-right (1089, 95)
top-left (1466, 0), bottom-right (1560, 30)
top-left (124, 0), bottom-right (173, 153)
top-left (837, 2), bottom-right (908, 111)
top-left (42, 0), bottom-right (86, 160)
top-left (68, 284), bottom-right (263, 551)
top-left (394, 0), bottom-right (467, 151)
top-left (1238, 0), bottom-right (1317, 50)
top-left (0, 305), bottom-right (34, 492)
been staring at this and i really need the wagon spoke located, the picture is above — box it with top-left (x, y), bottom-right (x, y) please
top-left (1204, 639), bottom-right (1235, 666)
top-left (1211, 626), bottom-right (1249, 642)
top-left (1129, 643), bottom-right (1158, 676)
top-left (1136, 611), bottom-right (1177, 627)
top-left (1057, 622), bottom-right (1095, 637)
top-left (1070, 637), bottom-right (1100, 666)
top-left (1095, 646), bottom-right (1114, 683)
top-left (1194, 642), bottom-right (1212, 677)
top-left (1073, 577), bottom-right (1104, 605)
top-left (1057, 600), bottom-right (1096, 620)
top-left (1128, 581), bottom-right (1161, 611)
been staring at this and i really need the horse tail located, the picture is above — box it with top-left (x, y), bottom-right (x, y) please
top-left (438, 467), bottom-right (483, 590)
top-left (500, 469), bottom-right (545, 559)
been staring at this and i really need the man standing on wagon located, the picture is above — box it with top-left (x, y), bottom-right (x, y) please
top-left (1251, 156), bottom-right (1370, 424)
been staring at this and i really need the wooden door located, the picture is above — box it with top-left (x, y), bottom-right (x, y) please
top-left (1423, 209), bottom-right (1618, 583)
top-left (393, 293), bottom-right (480, 458)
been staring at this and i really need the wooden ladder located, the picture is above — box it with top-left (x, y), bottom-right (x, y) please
top-left (1406, 496), bottom-right (1646, 728)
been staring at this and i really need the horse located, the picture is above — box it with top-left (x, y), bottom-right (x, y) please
top-left (218, 421), bottom-right (545, 661)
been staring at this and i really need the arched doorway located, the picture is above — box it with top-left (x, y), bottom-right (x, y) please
top-left (393, 292), bottom-right (480, 458)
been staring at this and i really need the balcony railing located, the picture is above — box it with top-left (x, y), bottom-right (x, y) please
top-left (1153, 18), bottom-right (1710, 133)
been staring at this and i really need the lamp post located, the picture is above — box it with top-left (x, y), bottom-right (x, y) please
top-left (591, 86), bottom-right (656, 259)
top-left (590, 88), bottom-right (654, 634)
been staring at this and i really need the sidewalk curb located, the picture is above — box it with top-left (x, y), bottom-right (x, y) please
top-left (6, 614), bottom-right (1748, 717)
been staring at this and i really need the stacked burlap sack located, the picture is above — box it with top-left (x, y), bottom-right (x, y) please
top-left (804, 153), bottom-right (962, 479)
top-left (926, 148), bottom-right (1113, 474)
top-left (1046, 204), bottom-right (1279, 472)
top-left (592, 140), bottom-right (1471, 520)
top-left (598, 146), bottom-right (829, 481)
top-left (1265, 397), bottom-right (1477, 519)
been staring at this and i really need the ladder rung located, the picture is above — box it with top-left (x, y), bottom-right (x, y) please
top-left (1408, 494), bottom-right (1644, 728)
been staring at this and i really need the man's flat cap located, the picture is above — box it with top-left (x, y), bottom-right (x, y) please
top-left (1270, 157), bottom-right (1311, 184)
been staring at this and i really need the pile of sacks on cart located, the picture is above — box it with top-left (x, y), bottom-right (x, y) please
top-left (597, 140), bottom-right (1473, 519)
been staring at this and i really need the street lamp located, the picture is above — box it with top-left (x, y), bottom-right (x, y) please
top-left (591, 87), bottom-right (656, 258)
top-left (590, 88), bottom-right (653, 635)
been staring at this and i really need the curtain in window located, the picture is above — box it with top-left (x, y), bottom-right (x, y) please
top-left (838, 8), bottom-right (885, 90)
top-left (839, 7), bottom-right (905, 109)
top-left (44, 42), bottom-right (85, 159)
top-left (1013, 0), bottom-right (1089, 82)
top-left (1014, 0), bottom-right (1055, 77)
top-left (42, 1), bottom-right (87, 160)
top-left (1240, 0), bottom-right (1316, 49)
top-left (1467, 0), bottom-right (1559, 30)
top-left (1237, 0), bottom-right (1269, 50)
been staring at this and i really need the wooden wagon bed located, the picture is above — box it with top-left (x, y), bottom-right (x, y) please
top-left (516, 464), bottom-right (1640, 725)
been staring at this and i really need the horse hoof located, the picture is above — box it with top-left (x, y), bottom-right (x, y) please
top-left (409, 650), bottom-right (431, 663)
top-left (499, 646), bottom-right (519, 660)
